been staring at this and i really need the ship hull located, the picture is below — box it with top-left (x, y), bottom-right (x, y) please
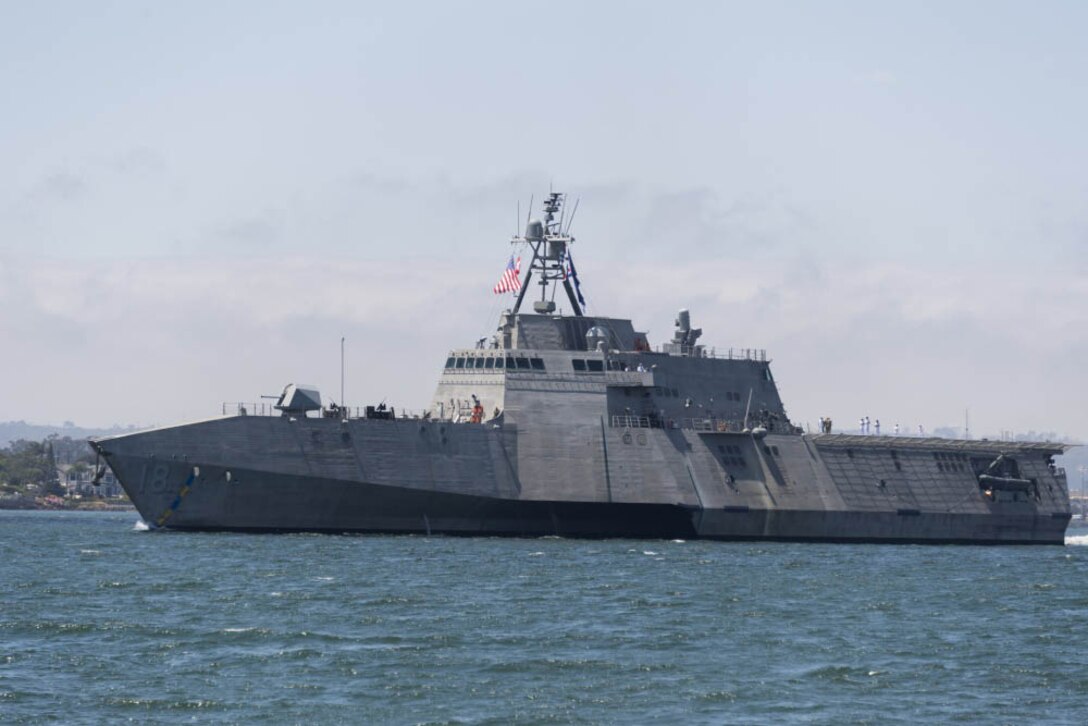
top-left (93, 416), bottom-right (1071, 544)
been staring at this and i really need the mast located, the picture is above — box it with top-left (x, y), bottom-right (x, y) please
top-left (511, 192), bottom-right (583, 316)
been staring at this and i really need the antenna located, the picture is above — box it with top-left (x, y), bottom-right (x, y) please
top-left (340, 336), bottom-right (346, 411)
top-left (510, 191), bottom-right (584, 317)
top-left (563, 197), bottom-right (580, 235)
top-left (743, 389), bottom-right (753, 430)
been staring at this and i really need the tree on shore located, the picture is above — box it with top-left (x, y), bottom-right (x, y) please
top-left (0, 439), bottom-right (64, 495)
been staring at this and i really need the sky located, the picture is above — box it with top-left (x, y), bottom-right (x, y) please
top-left (1, 0), bottom-right (1086, 440)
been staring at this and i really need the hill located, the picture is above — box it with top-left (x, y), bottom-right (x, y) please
top-left (0, 421), bottom-right (141, 448)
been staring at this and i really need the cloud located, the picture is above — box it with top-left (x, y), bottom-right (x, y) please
top-left (1, 171), bottom-right (1083, 438)
top-left (1, 247), bottom-right (1084, 441)
top-left (218, 212), bottom-right (285, 249)
top-left (108, 146), bottom-right (167, 176)
top-left (858, 69), bottom-right (897, 86)
top-left (30, 171), bottom-right (89, 203)
top-left (0, 253), bottom-right (489, 426)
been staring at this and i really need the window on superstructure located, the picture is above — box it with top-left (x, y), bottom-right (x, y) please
top-left (530, 358), bottom-right (545, 371)
top-left (505, 356), bottom-right (516, 369)
top-left (474, 358), bottom-right (486, 369)
top-left (455, 357), bottom-right (466, 369)
top-left (484, 358), bottom-right (495, 369)
top-left (445, 357), bottom-right (455, 369)
top-left (515, 357), bottom-right (531, 370)
top-left (572, 359), bottom-right (587, 371)
top-left (495, 357), bottom-right (505, 368)
top-left (587, 360), bottom-right (604, 372)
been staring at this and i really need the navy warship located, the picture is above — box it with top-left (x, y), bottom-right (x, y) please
top-left (91, 193), bottom-right (1072, 543)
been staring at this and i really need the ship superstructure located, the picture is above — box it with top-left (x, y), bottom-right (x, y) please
top-left (90, 193), bottom-right (1072, 543)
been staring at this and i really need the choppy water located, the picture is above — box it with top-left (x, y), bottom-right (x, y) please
top-left (2, 511), bottom-right (1087, 725)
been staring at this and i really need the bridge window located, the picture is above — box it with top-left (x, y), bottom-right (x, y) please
top-left (530, 358), bottom-right (545, 371)
top-left (474, 357), bottom-right (486, 368)
top-left (484, 358), bottom-right (495, 369)
top-left (495, 357), bottom-right (505, 368)
top-left (572, 359), bottom-right (586, 371)
top-left (587, 360), bottom-right (604, 372)
top-left (506, 356), bottom-right (516, 368)
top-left (445, 357), bottom-right (455, 369)
top-left (515, 357), bottom-right (531, 369)
top-left (455, 357), bottom-right (466, 369)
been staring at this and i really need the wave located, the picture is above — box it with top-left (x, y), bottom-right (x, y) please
top-left (1066, 534), bottom-right (1088, 546)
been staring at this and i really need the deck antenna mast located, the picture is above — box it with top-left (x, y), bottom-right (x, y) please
top-left (511, 192), bottom-right (583, 316)
top-left (563, 197), bottom-right (580, 235)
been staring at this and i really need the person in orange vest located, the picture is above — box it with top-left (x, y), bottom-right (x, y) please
top-left (470, 395), bottom-right (484, 424)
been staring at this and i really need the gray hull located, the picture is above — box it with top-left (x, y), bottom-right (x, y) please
top-left (88, 192), bottom-right (1074, 545)
top-left (93, 416), bottom-right (1071, 544)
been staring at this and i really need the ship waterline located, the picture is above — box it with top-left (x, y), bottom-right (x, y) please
top-left (94, 415), bottom-right (1069, 543)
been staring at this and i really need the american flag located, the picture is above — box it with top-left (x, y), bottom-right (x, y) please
top-left (492, 254), bottom-right (522, 294)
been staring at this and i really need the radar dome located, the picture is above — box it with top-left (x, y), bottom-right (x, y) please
top-left (525, 219), bottom-right (545, 240)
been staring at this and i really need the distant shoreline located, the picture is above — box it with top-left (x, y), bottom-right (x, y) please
top-left (0, 499), bottom-right (135, 512)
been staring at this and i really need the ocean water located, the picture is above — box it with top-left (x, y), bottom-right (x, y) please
top-left (2, 511), bottom-right (1087, 725)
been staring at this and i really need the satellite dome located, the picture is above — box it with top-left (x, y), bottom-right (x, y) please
top-left (525, 219), bottom-right (545, 240)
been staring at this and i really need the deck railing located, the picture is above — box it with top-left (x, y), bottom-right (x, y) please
top-left (657, 345), bottom-right (767, 361)
top-left (221, 402), bottom-right (428, 420)
top-left (609, 415), bottom-right (750, 432)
